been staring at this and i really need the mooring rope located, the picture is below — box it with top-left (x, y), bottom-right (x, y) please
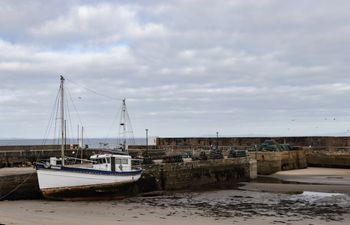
top-left (0, 171), bottom-right (36, 200)
top-left (0, 81), bottom-right (61, 200)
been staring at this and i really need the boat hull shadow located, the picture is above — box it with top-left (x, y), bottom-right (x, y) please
top-left (41, 181), bottom-right (142, 201)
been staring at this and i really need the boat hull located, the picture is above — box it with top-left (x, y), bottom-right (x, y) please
top-left (36, 165), bottom-right (142, 200)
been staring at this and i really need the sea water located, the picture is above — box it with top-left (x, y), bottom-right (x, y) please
top-left (0, 138), bottom-right (150, 148)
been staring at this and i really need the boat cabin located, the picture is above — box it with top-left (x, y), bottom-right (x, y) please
top-left (50, 157), bottom-right (62, 166)
top-left (90, 154), bottom-right (132, 172)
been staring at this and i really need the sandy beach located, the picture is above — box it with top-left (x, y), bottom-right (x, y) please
top-left (271, 167), bottom-right (350, 185)
top-left (1, 167), bottom-right (349, 225)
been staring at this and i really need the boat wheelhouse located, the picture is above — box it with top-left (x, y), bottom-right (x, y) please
top-left (90, 154), bottom-right (133, 172)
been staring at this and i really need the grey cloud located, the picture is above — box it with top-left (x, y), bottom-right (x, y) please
top-left (1, 0), bottom-right (350, 138)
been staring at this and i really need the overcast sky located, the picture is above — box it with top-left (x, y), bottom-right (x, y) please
top-left (1, 0), bottom-right (350, 139)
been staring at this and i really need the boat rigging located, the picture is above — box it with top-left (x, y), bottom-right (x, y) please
top-left (35, 75), bottom-right (142, 200)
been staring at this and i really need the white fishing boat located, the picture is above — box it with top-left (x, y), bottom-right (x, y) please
top-left (35, 76), bottom-right (142, 200)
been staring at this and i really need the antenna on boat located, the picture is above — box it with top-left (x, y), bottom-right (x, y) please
top-left (60, 75), bottom-right (65, 166)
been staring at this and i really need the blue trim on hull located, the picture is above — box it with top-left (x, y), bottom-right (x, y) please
top-left (35, 163), bottom-right (142, 176)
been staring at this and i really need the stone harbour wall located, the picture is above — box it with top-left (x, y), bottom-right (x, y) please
top-left (0, 145), bottom-right (106, 168)
top-left (250, 150), bottom-right (307, 175)
top-left (305, 147), bottom-right (350, 168)
top-left (143, 158), bottom-right (257, 191)
top-left (157, 137), bottom-right (350, 168)
top-left (157, 136), bottom-right (350, 148)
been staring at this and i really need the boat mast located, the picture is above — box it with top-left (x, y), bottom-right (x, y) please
top-left (121, 98), bottom-right (127, 152)
top-left (60, 75), bottom-right (65, 166)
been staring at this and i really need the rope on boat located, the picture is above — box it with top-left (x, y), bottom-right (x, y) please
top-left (65, 77), bottom-right (122, 101)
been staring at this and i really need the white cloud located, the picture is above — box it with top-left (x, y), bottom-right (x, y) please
top-left (30, 4), bottom-right (168, 47)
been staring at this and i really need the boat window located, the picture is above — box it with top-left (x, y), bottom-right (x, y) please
top-left (115, 158), bottom-right (121, 164)
top-left (97, 158), bottom-right (106, 164)
top-left (122, 159), bottom-right (128, 164)
top-left (107, 158), bottom-right (111, 163)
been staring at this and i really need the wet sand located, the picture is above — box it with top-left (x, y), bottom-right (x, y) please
top-left (241, 167), bottom-right (350, 194)
top-left (1, 167), bottom-right (350, 225)
top-left (240, 182), bottom-right (350, 194)
top-left (1, 190), bottom-right (349, 225)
